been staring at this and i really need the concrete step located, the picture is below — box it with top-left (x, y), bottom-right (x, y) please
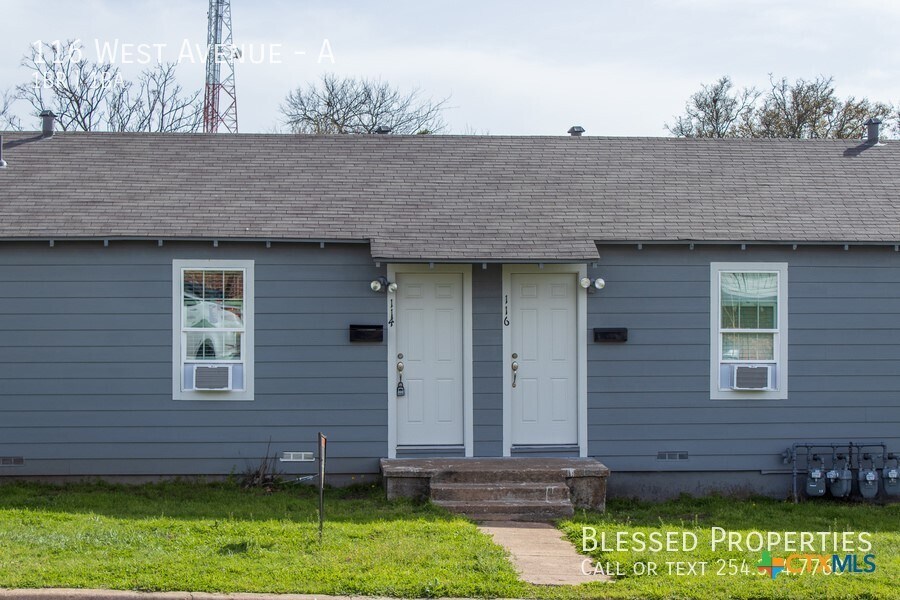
top-left (381, 457), bottom-right (610, 515)
top-left (430, 482), bottom-right (571, 503)
top-left (435, 469), bottom-right (568, 484)
top-left (435, 499), bottom-right (575, 521)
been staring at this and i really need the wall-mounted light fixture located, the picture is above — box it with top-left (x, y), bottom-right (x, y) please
top-left (580, 277), bottom-right (606, 292)
top-left (370, 276), bottom-right (398, 293)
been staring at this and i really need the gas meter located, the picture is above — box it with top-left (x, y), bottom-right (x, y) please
top-left (827, 454), bottom-right (852, 498)
top-left (857, 453), bottom-right (880, 500)
top-left (805, 454), bottom-right (826, 497)
top-left (883, 453), bottom-right (900, 497)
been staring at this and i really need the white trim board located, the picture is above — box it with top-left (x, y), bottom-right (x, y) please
top-left (386, 263), bottom-right (474, 458)
top-left (502, 263), bottom-right (588, 457)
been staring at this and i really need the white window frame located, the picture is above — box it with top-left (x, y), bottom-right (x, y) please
top-left (172, 259), bottom-right (255, 401)
top-left (710, 262), bottom-right (788, 400)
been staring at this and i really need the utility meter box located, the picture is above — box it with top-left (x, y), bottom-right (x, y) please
top-left (805, 459), bottom-right (827, 497)
top-left (827, 457), bottom-right (853, 498)
top-left (883, 466), bottom-right (900, 496)
top-left (858, 468), bottom-right (879, 499)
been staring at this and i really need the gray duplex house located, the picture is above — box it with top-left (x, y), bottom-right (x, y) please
top-left (1, 123), bottom-right (898, 501)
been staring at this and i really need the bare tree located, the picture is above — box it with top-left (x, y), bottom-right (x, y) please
top-left (0, 88), bottom-right (22, 130)
top-left (741, 75), bottom-right (890, 139)
top-left (670, 74), bottom-right (893, 140)
top-left (281, 74), bottom-right (448, 134)
top-left (107, 63), bottom-right (202, 132)
top-left (666, 76), bottom-right (759, 138)
top-left (823, 96), bottom-right (892, 140)
top-left (17, 40), bottom-right (115, 131)
top-left (16, 40), bottom-right (201, 132)
top-left (461, 124), bottom-right (491, 135)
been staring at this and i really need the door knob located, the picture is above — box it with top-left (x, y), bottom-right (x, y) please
top-left (511, 361), bottom-right (519, 388)
top-left (511, 361), bottom-right (519, 371)
top-left (396, 361), bottom-right (405, 397)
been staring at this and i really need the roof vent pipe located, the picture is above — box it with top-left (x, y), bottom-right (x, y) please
top-left (374, 125), bottom-right (392, 134)
top-left (567, 125), bottom-right (585, 137)
top-left (865, 117), bottom-right (882, 145)
top-left (0, 135), bottom-right (6, 168)
top-left (40, 110), bottom-right (56, 138)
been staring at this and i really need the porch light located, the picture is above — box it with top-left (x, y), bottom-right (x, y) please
top-left (370, 277), bottom-right (398, 293)
top-left (581, 277), bottom-right (606, 291)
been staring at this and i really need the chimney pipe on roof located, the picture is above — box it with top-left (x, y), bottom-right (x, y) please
top-left (567, 125), bottom-right (585, 137)
top-left (0, 135), bottom-right (7, 168)
top-left (865, 117), bottom-right (882, 145)
top-left (40, 110), bottom-right (56, 138)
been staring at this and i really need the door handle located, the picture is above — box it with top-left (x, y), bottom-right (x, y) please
top-left (511, 361), bottom-right (519, 388)
top-left (396, 360), bottom-right (405, 397)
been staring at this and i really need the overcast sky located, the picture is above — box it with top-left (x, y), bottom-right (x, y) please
top-left (1, 0), bottom-right (899, 135)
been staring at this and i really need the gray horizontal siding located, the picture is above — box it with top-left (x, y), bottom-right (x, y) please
top-left (589, 244), bottom-right (900, 475)
top-left (0, 410), bottom-right (386, 427)
top-left (1, 458), bottom-right (381, 477)
top-left (0, 440), bottom-right (384, 457)
top-left (0, 241), bottom-right (388, 477)
top-left (0, 394), bottom-right (388, 410)
top-left (4, 240), bottom-right (899, 484)
top-left (472, 264), bottom-right (503, 456)
top-left (396, 447), bottom-right (466, 458)
top-left (2, 378), bottom-right (386, 395)
top-left (511, 446), bottom-right (579, 457)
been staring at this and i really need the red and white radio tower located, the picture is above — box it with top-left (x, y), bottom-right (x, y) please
top-left (203, 0), bottom-right (238, 133)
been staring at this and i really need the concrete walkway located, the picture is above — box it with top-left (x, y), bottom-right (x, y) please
top-left (478, 521), bottom-right (610, 586)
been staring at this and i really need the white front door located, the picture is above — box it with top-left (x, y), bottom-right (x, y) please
top-left (509, 272), bottom-right (578, 446)
top-left (395, 272), bottom-right (465, 446)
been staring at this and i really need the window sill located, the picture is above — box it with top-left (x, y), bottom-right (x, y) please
top-left (710, 389), bottom-right (787, 401)
top-left (173, 391), bottom-right (255, 402)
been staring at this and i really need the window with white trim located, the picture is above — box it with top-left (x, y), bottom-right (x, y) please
top-left (710, 262), bottom-right (787, 400)
top-left (173, 260), bottom-right (254, 400)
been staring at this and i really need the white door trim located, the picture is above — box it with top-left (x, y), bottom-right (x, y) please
top-left (386, 263), bottom-right (473, 458)
top-left (502, 264), bottom-right (588, 457)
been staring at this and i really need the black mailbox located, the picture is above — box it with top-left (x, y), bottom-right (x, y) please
top-left (349, 324), bottom-right (384, 342)
top-left (594, 328), bottom-right (627, 343)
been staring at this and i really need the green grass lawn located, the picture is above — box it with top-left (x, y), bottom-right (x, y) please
top-left (0, 481), bottom-right (897, 599)
top-left (0, 481), bottom-right (521, 597)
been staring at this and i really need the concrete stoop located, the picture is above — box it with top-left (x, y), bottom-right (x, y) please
top-left (380, 457), bottom-right (610, 521)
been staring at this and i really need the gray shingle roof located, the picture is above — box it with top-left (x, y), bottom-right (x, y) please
top-left (1, 132), bottom-right (898, 261)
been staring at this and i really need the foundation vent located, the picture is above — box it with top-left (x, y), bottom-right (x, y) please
top-left (657, 451), bottom-right (689, 461)
top-left (280, 451), bottom-right (314, 462)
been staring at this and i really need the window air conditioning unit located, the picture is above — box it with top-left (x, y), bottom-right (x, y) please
top-left (732, 365), bottom-right (772, 390)
top-left (193, 365), bottom-right (233, 391)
